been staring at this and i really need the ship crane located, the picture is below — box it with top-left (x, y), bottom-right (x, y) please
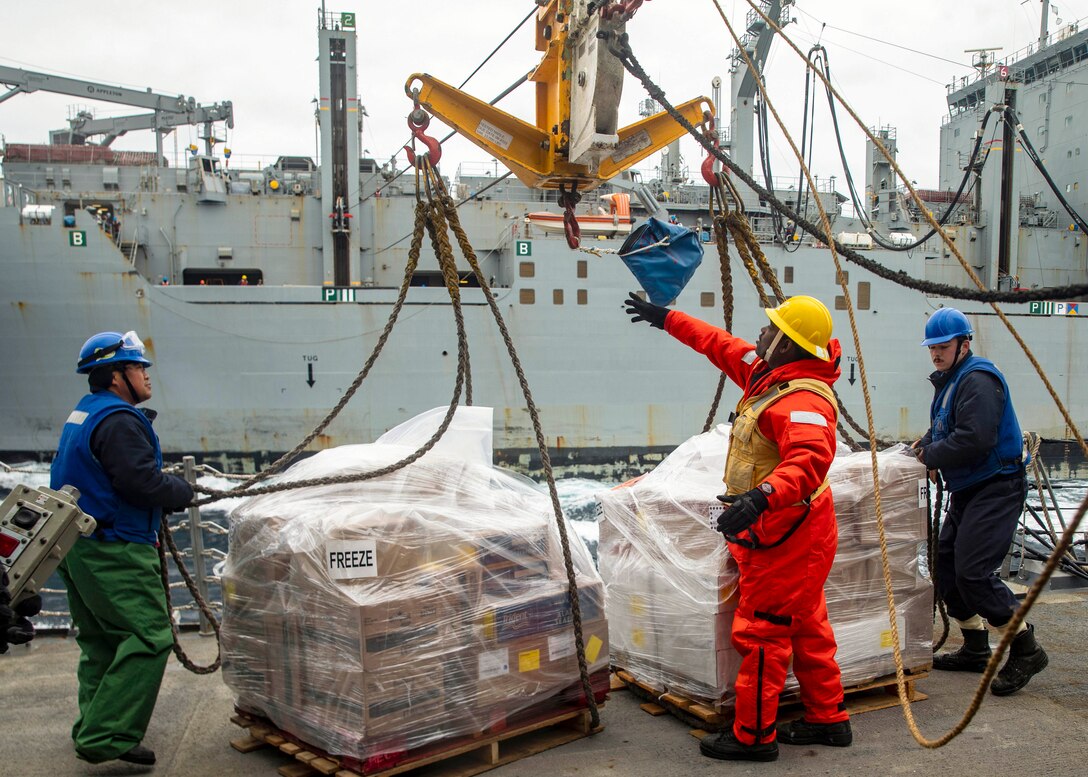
top-left (404, 0), bottom-right (713, 246)
top-left (0, 65), bottom-right (233, 163)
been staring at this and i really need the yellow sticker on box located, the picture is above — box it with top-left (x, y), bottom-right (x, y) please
top-left (586, 634), bottom-right (603, 663)
top-left (630, 595), bottom-right (646, 616)
top-left (631, 628), bottom-right (645, 648)
top-left (880, 629), bottom-right (895, 648)
top-left (481, 611), bottom-right (496, 640)
top-left (518, 649), bottom-right (541, 672)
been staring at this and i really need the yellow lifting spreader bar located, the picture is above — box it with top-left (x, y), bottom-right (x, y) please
top-left (403, 1), bottom-right (712, 192)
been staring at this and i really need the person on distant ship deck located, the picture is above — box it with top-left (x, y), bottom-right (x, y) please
top-left (51, 330), bottom-right (194, 767)
top-left (912, 307), bottom-right (1047, 696)
top-left (625, 292), bottom-right (851, 763)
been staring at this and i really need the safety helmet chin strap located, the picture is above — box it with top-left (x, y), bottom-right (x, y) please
top-left (766, 329), bottom-right (788, 365)
top-left (946, 337), bottom-right (970, 373)
top-left (117, 366), bottom-right (142, 405)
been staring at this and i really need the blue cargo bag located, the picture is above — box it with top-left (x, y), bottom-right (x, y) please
top-left (619, 217), bottom-right (704, 305)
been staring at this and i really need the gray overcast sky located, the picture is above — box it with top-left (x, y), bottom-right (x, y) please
top-left (1, 0), bottom-right (1082, 190)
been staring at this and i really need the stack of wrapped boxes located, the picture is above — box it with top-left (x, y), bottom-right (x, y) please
top-left (221, 410), bottom-right (608, 761)
top-left (599, 426), bottom-right (932, 706)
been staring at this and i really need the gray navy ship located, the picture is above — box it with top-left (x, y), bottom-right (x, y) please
top-left (2, 1), bottom-right (1086, 474)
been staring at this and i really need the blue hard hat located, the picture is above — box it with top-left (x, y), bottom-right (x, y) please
top-left (921, 308), bottom-right (973, 346)
top-left (76, 330), bottom-right (152, 374)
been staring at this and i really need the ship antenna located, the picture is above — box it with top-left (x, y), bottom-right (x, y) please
top-left (964, 47), bottom-right (1003, 81)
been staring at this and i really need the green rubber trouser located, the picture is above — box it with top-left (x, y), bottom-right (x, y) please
top-left (57, 538), bottom-right (173, 763)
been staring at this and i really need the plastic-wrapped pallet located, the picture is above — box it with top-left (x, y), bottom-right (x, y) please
top-left (598, 427), bottom-right (932, 706)
top-left (221, 407), bottom-right (609, 760)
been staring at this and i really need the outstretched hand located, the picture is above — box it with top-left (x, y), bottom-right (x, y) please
top-left (624, 292), bottom-right (669, 330)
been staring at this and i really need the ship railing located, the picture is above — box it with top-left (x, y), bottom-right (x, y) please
top-left (997, 18), bottom-right (1086, 71)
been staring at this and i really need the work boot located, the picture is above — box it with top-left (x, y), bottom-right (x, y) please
top-left (117, 744), bottom-right (156, 765)
top-left (991, 624), bottom-right (1048, 696)
top-left (777, 717), bottom-right (853, 747)
top-left (699, 730), bottom-right (779, 762)
top-left (932, 628), bottom-right (991, 672)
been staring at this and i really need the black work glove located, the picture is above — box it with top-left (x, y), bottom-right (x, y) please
top-left (0, 570), bottom-right (39, 654)
top-left (716, 487), bottom-right (770, 538)
top-left (624, 292), bottom-right (669, 330)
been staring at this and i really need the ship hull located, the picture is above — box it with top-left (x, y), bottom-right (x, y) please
top-left (2, 201), bottom-right (1085, 477)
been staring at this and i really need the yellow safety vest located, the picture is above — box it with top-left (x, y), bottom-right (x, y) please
top-left (723, 378), bottom-right (838, 502)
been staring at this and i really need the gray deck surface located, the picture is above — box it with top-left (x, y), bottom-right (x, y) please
top-left (2, 591), bottom-right (1085, 777)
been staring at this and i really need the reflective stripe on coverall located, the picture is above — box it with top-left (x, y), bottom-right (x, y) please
top-left (665, 310), bottom-right (848, 745)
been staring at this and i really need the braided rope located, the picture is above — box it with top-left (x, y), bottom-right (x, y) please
top-left (433, 170), bottom-right (601, 729)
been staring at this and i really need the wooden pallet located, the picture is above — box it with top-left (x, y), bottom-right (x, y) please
top-left (613, 665), bottom-right (930, 732)
top-left (230, 705), bottom-right (603, 777)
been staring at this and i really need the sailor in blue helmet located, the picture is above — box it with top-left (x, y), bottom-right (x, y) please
top-left (50, 331), bottom-right (193, 766)
top-left (911, 308), bottom-right (1047, 695)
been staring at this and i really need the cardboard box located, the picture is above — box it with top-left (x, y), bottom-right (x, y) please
top-left (477, 579), bottom-right (604, 644)
top-left (472, 617), bottom-right (610, 710)
top-left (296, 587), bottom-right (463, 673)
top-left (300, 661), bottom-right (448, 742)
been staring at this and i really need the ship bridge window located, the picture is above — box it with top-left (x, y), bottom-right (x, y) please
top-left (181, 268), bottom-right (263, 286)
top-left (784, 266), bottom-right (794, 283)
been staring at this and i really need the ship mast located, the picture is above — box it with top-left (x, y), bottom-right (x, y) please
top-left (317, 7), bottom-right (361, 288)
top-left (1039, 0), bottom-right (1052, 49)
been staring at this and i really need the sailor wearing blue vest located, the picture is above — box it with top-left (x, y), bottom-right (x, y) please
top-left (911, 308), bottom-right (1047, 696)
top-left (50, 331), bottom-right (194, 767)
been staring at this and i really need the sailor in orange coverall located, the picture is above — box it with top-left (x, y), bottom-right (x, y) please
top-left (625, 292), bottom-right (851, 762)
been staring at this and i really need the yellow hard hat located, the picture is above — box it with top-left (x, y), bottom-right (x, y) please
top-left (765, 295), bottom-right (832, 361)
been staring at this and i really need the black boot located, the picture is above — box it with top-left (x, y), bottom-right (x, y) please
top-left (117, 744), bottom-right (156, 765)
top-left (699, 730), bottom-right (779, 762)
top-left (777, 717), bottom-right (853, 747)
top-left (933, 628), bottom-right (991, 672)
top-left (991, 624), bottom-right (1048, 696)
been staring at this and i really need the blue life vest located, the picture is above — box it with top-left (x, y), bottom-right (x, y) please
top-left (50, 391), bottom-right (163, 544)
top-left (930, 355), bottom-right (1026, 491)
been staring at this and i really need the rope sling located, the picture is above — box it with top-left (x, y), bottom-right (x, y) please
top-left (159, 152), bottom-right (602, 727)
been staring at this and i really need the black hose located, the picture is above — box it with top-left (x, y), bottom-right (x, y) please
top-left (1006, 106), bottom-right (1088, 234)
top-left (820, 50), bottom-right (993, 251)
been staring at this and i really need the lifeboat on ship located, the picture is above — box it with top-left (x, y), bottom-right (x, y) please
top-left (525, 192), bottom-right (634, 237)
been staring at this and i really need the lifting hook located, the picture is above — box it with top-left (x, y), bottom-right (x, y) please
top-left (404, 86), bottom-right (442, 169)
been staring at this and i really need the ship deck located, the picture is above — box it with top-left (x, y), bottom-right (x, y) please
top-left (1, 590), bottom-right (1085, 776)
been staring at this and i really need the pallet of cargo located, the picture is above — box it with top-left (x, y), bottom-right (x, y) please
top-left (612, 665), bottom-right (930, 732)
top-left (230, 703), bottom-right (604, 777)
